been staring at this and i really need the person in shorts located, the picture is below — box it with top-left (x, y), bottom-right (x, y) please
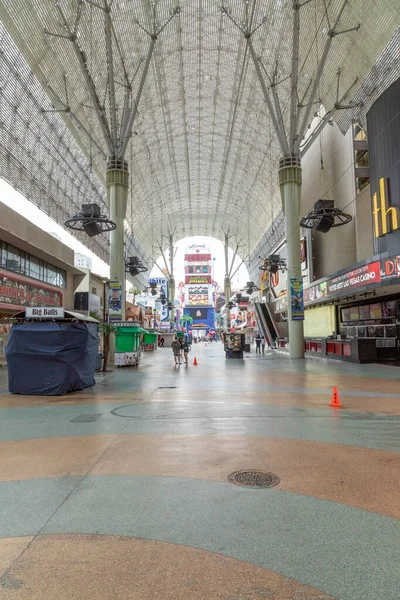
top-left (171, 336), bottom-right (182, 366)
top-left (182, 337), bottom-right (190, 365)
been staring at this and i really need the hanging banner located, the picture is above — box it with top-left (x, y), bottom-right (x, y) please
top-left (108, 280), bottom-right (122, 322)
top-left (290, 278), bottom-right (304, 321)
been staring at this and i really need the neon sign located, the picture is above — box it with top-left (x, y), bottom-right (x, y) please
top-left (372, 177), bottom-right (399, 237)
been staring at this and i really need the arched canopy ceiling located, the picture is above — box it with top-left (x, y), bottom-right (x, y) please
top-left (0, 0), bottom-right (398, 267)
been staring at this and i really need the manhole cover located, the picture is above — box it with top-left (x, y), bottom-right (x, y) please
top-left (158, 386), bottom-right (177, 389)
top-left (228, 470), bottom-right (280, 489)
top-left (71, 413), bottom-right (102, 422)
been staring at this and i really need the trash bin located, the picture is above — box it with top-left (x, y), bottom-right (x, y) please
top-left (96, 352), bottom-right (103, 371)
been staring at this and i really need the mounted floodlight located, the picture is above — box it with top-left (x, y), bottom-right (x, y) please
top-left (300, 199), bottom-right (352, 233)
top-left (241, 281), bottom-right (260, 295)
top-left (148, 281), bottom-right (158, 296)
top-left (125, 256), bottom-right (148, 277)
top-left (157, 292), bottom-right (167, 305)
top-left (64, 203), bottom-right (116, 237)
top-left (259, 254), bottom-right (287, 274)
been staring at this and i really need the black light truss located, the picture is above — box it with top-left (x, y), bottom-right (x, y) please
top-left (300, 207), bottom-right (352, 231)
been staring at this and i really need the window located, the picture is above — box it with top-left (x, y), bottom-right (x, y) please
top-left (45, 264), bottom-right (58, 286)
top-left (28, 256), bottom-right (41, 280)
top-left (92, 287), bottom-right (97, 295)
top-left (353, 123), bottom-right (369, 193)
top-left (0, 241), bottom-right (66, 288)
top-left (188, 266), bottom-right (194, 273)
top-left (202, 266), bottom-right (209, 273)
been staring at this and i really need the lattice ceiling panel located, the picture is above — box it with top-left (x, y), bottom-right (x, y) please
top-left (0, 0), bottom-right (398, 266)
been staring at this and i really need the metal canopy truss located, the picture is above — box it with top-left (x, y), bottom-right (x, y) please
top-left (0, 1), bottom-right (398, 273)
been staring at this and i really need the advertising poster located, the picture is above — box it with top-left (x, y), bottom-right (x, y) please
top-left (359, 305), bottom-right (371, 320)
top-left (370, 303), bottom-right (382, 319)
top-left (290, 278), bottom-right (304, 321)
top-left (0, 270), bottom-right (62, 309)
top-left (349, 306), bottom-right (360, 321)
top-left (108, 280), bottom-right (122, 322)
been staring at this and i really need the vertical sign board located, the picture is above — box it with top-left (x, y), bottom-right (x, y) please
top-left (149, 277), bottom-right (169, 321)
top-left (367, 78), bottom-right (400, 255)
top-left (108, 280), bottom-right (122, 322)
top-left (290, 278), bottom-right (304, 321)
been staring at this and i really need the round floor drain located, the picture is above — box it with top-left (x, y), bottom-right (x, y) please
top-left (228, 470), bottom-right (280, 489)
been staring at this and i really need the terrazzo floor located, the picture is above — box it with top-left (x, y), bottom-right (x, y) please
top-left (0, 344), bottom-right (399, 599)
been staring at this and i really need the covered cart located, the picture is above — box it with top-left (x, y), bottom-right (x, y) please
top-left (114, 322), bottom-right (146, 366)
top-left (143, 331), bottom-right (158, 351)
top-left (6, 308), bottom-right (99, 395)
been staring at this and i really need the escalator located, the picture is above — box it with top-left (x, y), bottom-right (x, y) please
top-left (253, 301), bottom-right (279, 347)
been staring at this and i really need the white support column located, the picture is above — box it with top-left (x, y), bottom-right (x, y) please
top-left (106, 158), bottom-right (129, 321)
top-left (279, 155), bottom-right (304, 359)
top-left (224, 234), bottom-right (231, 331)
top-left (224, 276), bottom-right (231, 332)
top-left (169, 235), bottom-right (175, 328)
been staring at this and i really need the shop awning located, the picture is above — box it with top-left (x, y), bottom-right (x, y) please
top-left (117, 326), bottom-right (147, 334)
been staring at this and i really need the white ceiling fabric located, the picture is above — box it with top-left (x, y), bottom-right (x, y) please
top-left (0, 0), bottom-right (398, 264)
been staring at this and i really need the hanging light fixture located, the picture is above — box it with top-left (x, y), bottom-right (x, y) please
top-left (125, 256), bottom-right (148, 277)
top-left (259, 254), bottom-right (287, 274)
top-left (241, 281), bottom-right (260, 295)
top-left (65, 204), bottom-right (116, 237)
top-left (300, 200), bottom-right (352, 232)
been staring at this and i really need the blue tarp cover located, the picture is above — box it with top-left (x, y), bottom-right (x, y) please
top-left (6, 321), bottom-right (99, 395)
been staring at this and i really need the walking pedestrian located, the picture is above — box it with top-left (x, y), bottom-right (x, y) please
top-left (261, 335), bottom-right (266, 355)
top-left (171, 336), bottom-right (182, 366)
top-left (183, 337), bottom-right (190, 365)
top-left (160, 336), bottom-right (165, 348)
top-left (255, 332), bottom-right (262, 354)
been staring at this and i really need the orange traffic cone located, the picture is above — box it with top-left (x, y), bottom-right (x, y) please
top-left (193, 357), bottom-right (198, 366)
top-left (330, 386), bottom-right (342, 407)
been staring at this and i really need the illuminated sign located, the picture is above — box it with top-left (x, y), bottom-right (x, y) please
top-left (372, 177), bottom-right (399, 237)
top-left (327, 262), bottom-right (381, 294)
top-left (270, 271), bottom-right (279, 288)
top-left (186, 276), bottom-right (210, 284)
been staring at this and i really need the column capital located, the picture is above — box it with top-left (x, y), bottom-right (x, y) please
top-left (106, 158), bottom-right (129, 188)
top-left (278, 154), bottom-right (302, 186)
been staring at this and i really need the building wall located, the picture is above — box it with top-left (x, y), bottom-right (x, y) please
top-left (301, 125), bottom-right (357, 280)
top-left (74, 269), bottom-right (91, 293)
top-left (0, 203), bottom-right (83, 314)
top-left (0, 203), bottom-right (74, 269)
top-left (355, 184), bottom-right (374, 262)
top-left (64, 271), bottom-right (75, 310)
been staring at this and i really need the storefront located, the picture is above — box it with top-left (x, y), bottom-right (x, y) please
top-left (274, 255), bottom-right (400, 361)
top-left (0, 268), bottom-right (64, 357)
top-left (0, 202), bottom-right (85, 359)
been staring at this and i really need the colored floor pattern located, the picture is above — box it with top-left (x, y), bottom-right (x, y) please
top-left (0, 344), bottom-right (399, 600)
